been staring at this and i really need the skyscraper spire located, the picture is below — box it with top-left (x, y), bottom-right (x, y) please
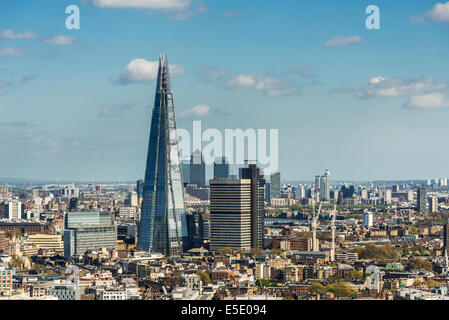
top-left (138, 54), bottom-right (187, 256)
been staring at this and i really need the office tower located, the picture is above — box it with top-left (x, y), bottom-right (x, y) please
top-left (190, 150), bottom-right (206, 188)
top-left (362, 212), bottom-right (374, 227)
top-left (136, 179), bottom-right (144, 199)
top-left (210, 179), bottom-right (252, 251)
top-left (214, 157), bottom-right (230, 179)
top-left (186, 212), bottom-right (207, 249)
top-left (429, 196), bottom-right (438, 213)
top-left (384, 189), bottom-right (392, 204)
top-left (240, 164), bottom-right (266, 249)
top-left (61, 184), bottom-right (79, 198)
top-left (270, 172), bottom-right (281, 199)
top-left (0, 230), bottom-right (8, 254)
top-left (295, 185), bottom-right (305, 199)
top-left (181, 159), bottom-right (191, 185)
top-left (6, 200), bottom-right (22, 220)
top-left (125, 191), bottom-right (138, 207)
top-left (137, 55), bottom-right (187, 256)
top-left (32, 189), bottom-right (39, 200)
top-left (265, 182), bottom-right (271, 202)
top-left (64, 211), bottom-right (117, 258)
top-left (319, 170), bottom-right (331, 201)
top-left (407, 190), bottom-right (414, 202)
top-left (341, 185), bottom-right (355, 198)
top-left (69, 198), bottom-right (79, 212)
top-left (315, 175), bottom-right (321, 191)
top-left (0, 185), bottom-right (9, 200)
top-left (417, 187), bottom-right (428, 213)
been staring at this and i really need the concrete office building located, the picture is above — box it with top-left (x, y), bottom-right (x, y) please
top-left (210, 179), bottom-right (252, 251)
top-left (64, 211), bottom-right (117, 258)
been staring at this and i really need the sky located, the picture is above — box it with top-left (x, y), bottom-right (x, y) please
top-left (0, 0), bottom-right (449, 182)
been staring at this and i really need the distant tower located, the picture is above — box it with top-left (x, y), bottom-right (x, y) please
top-left (270, 172), bottom-right (281, 199)
top-left (190, 150), bottom-right (206, 188)
top-left (137, 54), bottom-right (187, 256)
top-left (214, 157), bottom-right (230, 179)
top-left (417, 187), bottom-right (428, 213)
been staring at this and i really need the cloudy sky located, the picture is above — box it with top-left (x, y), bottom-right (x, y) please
top-left (1, 0), bottom-right (449, 182)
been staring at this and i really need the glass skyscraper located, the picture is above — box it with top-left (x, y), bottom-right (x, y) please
top-left (137, 54), bottom-right (187, 256)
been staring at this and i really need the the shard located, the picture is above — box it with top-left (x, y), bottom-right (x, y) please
top-left (137, 54), bottom-right (187, 256)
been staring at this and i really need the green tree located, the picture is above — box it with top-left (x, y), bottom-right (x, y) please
top-left (326, 281), bottom-right (357, 298)
top-left (256, 279), bottom-right (270, 287)
top-left (309, 282), bottom-right (326, 294)
top-left (195, 270), bottom-right (211, 285)
top-left (409, 259), bottom-right (433, 272)
top-left (218, 247), bottom-right (233, 255)
top-left (250, 248), bottom-right (264, 257)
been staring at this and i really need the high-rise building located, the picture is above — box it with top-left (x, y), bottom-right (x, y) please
top-left (241, 164), bottom-right (266, 249)
top-left (429, 196), bottom-right (438, 213)
top-left (190, 150), bottom-right (206, 188)
top-left (181, 160), bottom-right (191, 185)
top-left (270, 172), bottom-right (281, 199)
top-left (209, 179), bottom-right (252, 251)
top-left (0, 185), bottom-right (9, 200)
top-left (125, 191), bottom-right (138, 207)
top-left (417, 187), bottom-right (428, 213)
top-left (185, 212), bottom-right (208, 249)
top-left (69, 198), bottom-right (79, 212)
top-left (362, 212), bottom-right (374, 227)
top-left (136, 179), bottom-right (144, 199)
top-left (6, 200), bottom-right (22, 220)
top-left (319, 170), bottom-right (331, 201)
top-left (214, 157), bottom-right (230, 179)
top-left (0, 230), bottom-right (8, 254)
top-left (137, 55), bottom-right (187, 256)
top-left (265, 182), bottom-right (271, 202)
top-left (64, 211), bottom-right (117, 258)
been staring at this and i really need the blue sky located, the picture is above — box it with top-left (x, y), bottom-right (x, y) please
top-left (0, 0), bottom-right (449, 182)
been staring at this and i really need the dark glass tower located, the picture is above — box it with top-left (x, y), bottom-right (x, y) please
top-left (190, 149), bottom-right (206, 187)
top-left (240, 164), bottom-right (266, 249)
top-left (214, 157), bottom-right (230, 179)
top-left (137, 54), bottom-right (187, 256)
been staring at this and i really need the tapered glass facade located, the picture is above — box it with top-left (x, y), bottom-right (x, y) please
top-left (138, 54), bottom-right (187, 256)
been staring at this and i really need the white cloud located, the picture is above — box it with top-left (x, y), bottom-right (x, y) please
top-left (42, 35), bottom-right (76, 46)
top-left (0, 48), bottom-right (26, 57)
top-left (87, 0), bottom-right (190, 10)
top-left (404, 93), bottom-right (449, 109)
top-left (226, 74), bottom-right (298, 96)
top-left (226, 74), bottom-right (257, 88)
top-left (178, 104), bottom-right (211, 118)
top-left (323, 36), bottom-right (362, 47)
top-left (168, 0), bottom-right (207, 20)
top-left (353, 75), bottom-right (448, 99)
top-left (111, 58), bottom-right (185, 85)
top-left (0, 29), bottom-right (38, 40)
top-left (411, 1), bottom-right (449, 23)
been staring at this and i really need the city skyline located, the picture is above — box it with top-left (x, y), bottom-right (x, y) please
top-left (1, 1), bottom-right (449, 182)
